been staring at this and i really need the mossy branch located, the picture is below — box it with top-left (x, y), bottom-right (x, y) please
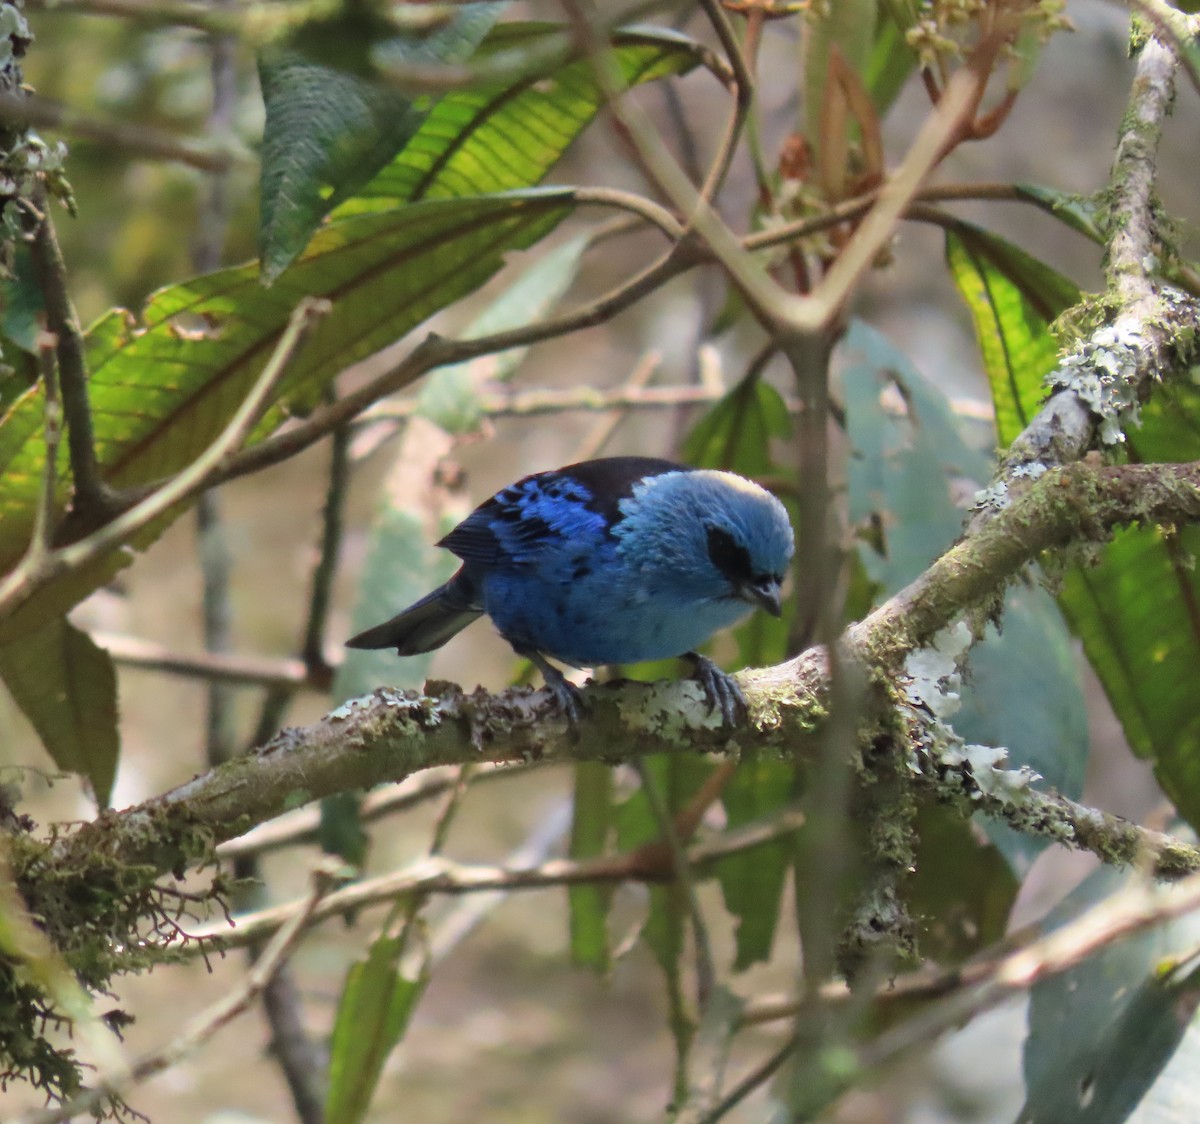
top-left (30, 457), bottom-right (1200, 893)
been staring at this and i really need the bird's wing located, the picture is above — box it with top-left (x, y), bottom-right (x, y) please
top-left (439, 458), bottom-right (685, 566)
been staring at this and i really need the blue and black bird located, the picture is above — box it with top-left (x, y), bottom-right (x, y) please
top-left (346, 456), bottom-right (794, 723)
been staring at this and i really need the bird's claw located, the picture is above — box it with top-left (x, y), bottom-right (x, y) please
top-left (687, 653), bottom-right (746, 726)
top-left (546, 674), bottom-right (586, 728)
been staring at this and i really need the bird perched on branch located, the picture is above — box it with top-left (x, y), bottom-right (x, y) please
top-left (347, 456), bottom-right (794, 724)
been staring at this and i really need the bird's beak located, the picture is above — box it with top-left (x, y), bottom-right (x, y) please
top-left (740, 578), bottom-right (782, 618)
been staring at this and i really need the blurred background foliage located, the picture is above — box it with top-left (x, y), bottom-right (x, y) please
top-left (3, 0), bottom-right (1200, 1121)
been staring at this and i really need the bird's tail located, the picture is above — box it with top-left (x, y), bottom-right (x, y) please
top-left (346, 570), bottom-right (481, 656)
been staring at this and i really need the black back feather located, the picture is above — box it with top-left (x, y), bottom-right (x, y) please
top-left (439, 456), bottom-right (687, 563)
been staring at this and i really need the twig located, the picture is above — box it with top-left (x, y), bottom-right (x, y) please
top-left (197, 494), bottom-right (238, 765)
top-left (572, 349), bottom-right (663, 460)
top-left (28, 333), bottom-right (63, 566)
top-left (694, 0), bottom-right (753, 202)
top-left (28, 196), bottom-right (115, 519)
top-left (791, 868), bottom-right (1200, 1118)
top-left (95, 631), bottom-right (314, 690)
top-left (0, 91), bottom-right (245, 173)
top-left (34, 460), bottom-right (1200, 888)
top-left (989, 32), bottom-right (1194, 488)
top-left (184, 809), bottom-right (808, 954)
top-left (217, 764), bottom-right (533, 861)
top-left (300, 416), bottom-right (349, 681)
top-left (203, 249), bottom-right (694, 490)
top-left (0, 297), bottom-right (330, 622)
top-left (17, 862), bottom-right (335, 1124)
top-left (27, 0), bottom-right (330, 39)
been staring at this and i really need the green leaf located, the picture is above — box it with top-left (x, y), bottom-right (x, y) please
top-left (865, 4), bottom-right (919, 116)
top-left (325, 930), bottom-right (430, 1124)
top-left (715, 758), bottom-right (795, 969)
top-left (1055, 380), bottom-right (1200, 831)
top-left (257, 3), bottom-right (503, 280)
top-left (568, 760), bottom-right (613, 972)
top-left (340, 24), bottom-right (705, 211)
top-left (1020, 864), bottom-right (1200, 1124)
top-left (0, 190), bottom-right (575, 643)
top-left (0, 619), bottom-right (118, 806)
top-left (944, 221), bottom-right (1081, 446)
top-left (1013, 184), bottom-right (1104, 245)
top-left (682, 377), bottom-right (791, 476)
top-left (842, 321), bottom-right (981, 591)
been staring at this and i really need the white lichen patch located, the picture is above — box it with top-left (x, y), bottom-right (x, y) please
top-left (903, 623), bottom-right (1041, 799)
top-left (903, 621), bottom-right (972, 720)
top-left (973, 480), bottom-right (1010, 513)
top-left (1051, 324), bottom-right (1147, 445)
top-left (329, 696), bottom-right (373, 720)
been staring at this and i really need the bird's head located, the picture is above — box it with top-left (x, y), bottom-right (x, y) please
top-left (696, 473), bottom-right (793, 616)
top-left (618, 468), bottom-right (794, 613)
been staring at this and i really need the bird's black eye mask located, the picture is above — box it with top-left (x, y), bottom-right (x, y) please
top-left (706, 524), bottom-right (785, 592)
top-left (706, 525), bottom-right (755, 585)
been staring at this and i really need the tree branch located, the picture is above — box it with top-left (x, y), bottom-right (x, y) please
top-left (31, 459), bottom-right (1200, 891)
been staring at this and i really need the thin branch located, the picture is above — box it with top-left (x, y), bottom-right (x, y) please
top-left (572, 349), bottom-right (662, 460)
top-left (36, 460), bottom-right (1200, 889)
top-left (0, 91), bottom-right (245, 173)
top-left (28, 333), bottom-right (63, 566)
top-left (988, 32), bottom-right (1192, 489)
top-left (694, 0), bottom-right (753, 201)
top-left (791, 868), bottom-right (1200, 1118)
top-left (17, 863), bottom-right (335, 1124)
top-left (95, 631), bottom-right (314, 690)
top-left (203, 248), bottom-right (693, 491)
top-left (217, 764), bottom-right (535, 861)
top-left (183, 809), bottom-right (808, 954)
top-left (300, 416), bottom-right (349, 680)
top-left (28, 196), bottom-right (116, 519)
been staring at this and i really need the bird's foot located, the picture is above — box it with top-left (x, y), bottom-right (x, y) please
top-left (545, 670), bottom-right (586, 727)
top-left (686, 653), bottom-right (746, 726)
top-left (521, 647), bottom-right (587, 727)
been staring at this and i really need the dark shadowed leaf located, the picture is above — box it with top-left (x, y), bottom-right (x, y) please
top-left (0, 619), bottom-right (118, 806)
top-left (0, 190), bottom-right (574, 643)
top-left (257, 2), bottom-right (503, 280)
top-left (906, 805), bottom-right (1017, 961)
top-left (944, 221), bottom-right (1081, 446)
top-left (325, 929), bottom-right (429, 1124)
top-left (1020, 864), bottom-right (1200, 1124)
